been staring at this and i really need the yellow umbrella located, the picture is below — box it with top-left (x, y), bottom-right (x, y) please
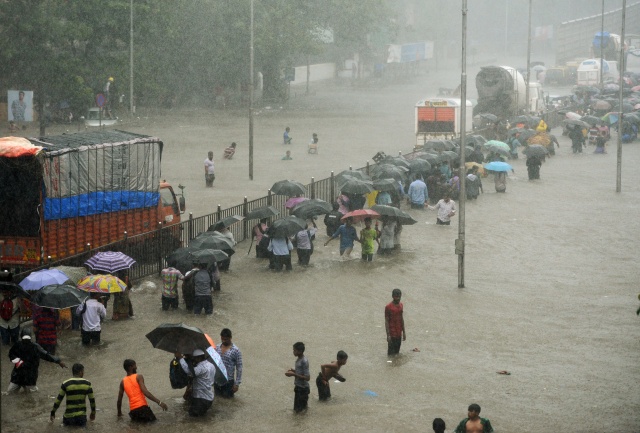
top-left (465, 162), bottom-right (486, 176)
top-left (77, 275), bottom-right (126, 293)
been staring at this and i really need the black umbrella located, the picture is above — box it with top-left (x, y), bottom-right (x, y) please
top-left (338, 178), bottom-right (374, 195)
top-left (563, 118), bottom-right (590, 129)
top-left (208, 215), bottom-right (244, 231)
top-left (271, 180), bottom-right (306, 196)
top-left (581, 115), bottom-right (604, 126)
top-left (372, 178), bottom-right (398, 192)
top-left (384, 156), bottom-right (411, 169)
top-left (245, 205), bottom-right (279, 220)
top-left (336, 170), bottom-right (370, 184)
top-left (517, 129), bottom-right (536, 142)
top-left (188, 249), bottom-right (229, 266)
top-left (479, 113), bottom-right (498, 122)
top-left (189, 232), bottom-right (235, 251)
top-left (267, 216), bottom-right (307, 238)
top-left (408, 158), bottom-right (431, 173)
top-left (523, 145), bottom-right (548, 157)
top-left (440, 151), bottom-right (459, 161)
top-left (0, 281), bottom-right (30, 300)
top-left (413, 153), bottom-right (439, 164)
top-left (146, 322), bottom-right (211, 354)
top-left (370, 164), bottom-right (408, 180)
top-left (424, 139), bottom-right (448, 151)
top-left (30, 284), bottom-right (88, 309)
top-left (166, 247), bottom-right (200, 274)
top-left (370, 205), bottom-right (418, 225)
top-left (291, 199), bottom-right (333, 219)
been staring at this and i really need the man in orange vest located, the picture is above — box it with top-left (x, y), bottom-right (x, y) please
top-left (117, 359), bottom-right (168, 422)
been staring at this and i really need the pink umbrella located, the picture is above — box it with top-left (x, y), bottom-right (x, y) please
top-left (285, 197), bottom-right (308, 209)
top-left (634, 103), bottom-right (640, 110)
top-left (341, 209), bottom-right (380, 222)
top-left (631, 85), bottom-right (640, 92)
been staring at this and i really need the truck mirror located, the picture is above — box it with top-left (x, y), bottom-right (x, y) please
top-left (179, 196), bottom-right (186, 213)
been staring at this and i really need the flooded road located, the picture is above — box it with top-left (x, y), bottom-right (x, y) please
top-left (2, 60), bottom-right (640, 432)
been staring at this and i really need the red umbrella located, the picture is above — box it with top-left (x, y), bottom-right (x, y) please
top-left (341, 209), bottom-right (380, 222)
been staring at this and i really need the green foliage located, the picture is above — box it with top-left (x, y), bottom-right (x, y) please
top-left (0, 0), bottom-right (397, 108)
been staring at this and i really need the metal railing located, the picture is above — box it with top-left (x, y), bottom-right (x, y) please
top-left (14, 106), bottom-right (573, 283)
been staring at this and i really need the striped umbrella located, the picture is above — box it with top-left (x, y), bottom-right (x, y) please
top-left (85, 251), bottom-right (136, 273)
top-left (77, 275), bottom-right (126, 293)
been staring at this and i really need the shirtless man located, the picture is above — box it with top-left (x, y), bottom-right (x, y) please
top-left (315, 350), bottom-right (348, 401)
top-left (454, 403), bottom-right (494, 433)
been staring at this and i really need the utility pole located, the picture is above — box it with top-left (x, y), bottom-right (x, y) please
top-left (525, 0), bottom-right (532, 114)
top-left (600, 0), bottom-right (605, 89)
top-left (249, 0), bottom-right (254, 180)
top-left (130, 0), bottom-right (134, 113)
top-left (616, 0), bottom-right (626, 193)
top-left (457, 0), bottom-right (468, 289)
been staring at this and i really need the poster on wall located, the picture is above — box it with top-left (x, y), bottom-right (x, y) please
top-left (7, 90), bottom-right (34, 122)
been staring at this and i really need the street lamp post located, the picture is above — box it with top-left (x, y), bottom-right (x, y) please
top-left (130, 0), bottom-right (134, 113)
top-left (616, 0), bottom-right (626, 193)
top-left (525, 0), bottom-right (532, 114)
top-left (249, 0), bottom-right (254, 180)
top-left (600, 0), bottom-right (605, 89)
top-left (457, 0), bottom-right (468, 288)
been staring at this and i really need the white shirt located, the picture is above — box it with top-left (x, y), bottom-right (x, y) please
top-left (180, 358), bottom-right (215, 401)
top-left (430, 199), bottom-right (456, 223)
top-left (204, 158), bottom-right (215, 175)
top-left (77, 299), bottom-right (106, 332)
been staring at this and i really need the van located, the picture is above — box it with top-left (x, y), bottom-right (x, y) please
top-left (545, 66), bottom-right (575, 85)
top-left (577, 58), bottom-right (614, 86)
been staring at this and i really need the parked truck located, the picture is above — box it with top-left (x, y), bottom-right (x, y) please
top-left (591, 32), bottom-right (621, 61)
top-left (0, 130), bottom-right (185, 271)
top-left (473, 66), bottom-right (545, 120)
top-left (415, 97), bottom-right (473, 147)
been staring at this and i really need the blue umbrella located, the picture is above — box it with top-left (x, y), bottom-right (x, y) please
top-left (19, 269), bottom-right (70, 291)
top-left (484, 161), bottom-right (513, 172)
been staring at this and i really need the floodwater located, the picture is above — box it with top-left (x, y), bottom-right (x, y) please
top-left (2, 59), bottom-right (640, 432)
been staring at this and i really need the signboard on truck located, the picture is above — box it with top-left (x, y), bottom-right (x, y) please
top-left (415, 98), bottom-right (473, 145)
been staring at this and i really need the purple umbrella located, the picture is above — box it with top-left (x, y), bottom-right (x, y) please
top-left (85, 251), bottom-right (136, 273)
top-left (19, 269), bottom-right (70, 291)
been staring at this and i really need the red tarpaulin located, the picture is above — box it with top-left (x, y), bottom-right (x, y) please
top-left (0, 137), bottom-right (42, 157)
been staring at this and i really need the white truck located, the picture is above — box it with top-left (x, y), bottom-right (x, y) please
top-left (473, 66), bottom-right (546, 120)
top-left (415, 97), bottom-right (473, 147)
top-left (576, 58), bottom-right (619, 85)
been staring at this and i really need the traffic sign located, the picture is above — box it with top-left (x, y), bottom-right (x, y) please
top-left (96, 93), bottom-right (106, 108)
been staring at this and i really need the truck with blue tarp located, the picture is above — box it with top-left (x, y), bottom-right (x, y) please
top-left (0, 130), bottom-right (185, 270)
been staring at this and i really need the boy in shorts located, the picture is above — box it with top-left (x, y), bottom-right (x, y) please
top-left (316, 351), bottom-right (348, 401)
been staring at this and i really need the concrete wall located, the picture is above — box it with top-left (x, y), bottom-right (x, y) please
top-left (291, 63), bottom-right (336, 86)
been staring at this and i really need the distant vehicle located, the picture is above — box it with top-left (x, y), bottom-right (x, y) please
top-left (591, 32), bottom-right (621, 61)
top-left (545, 66), bottom-right (577, 85)
top-left (576, 58), bottom-right (618, 86)
top-left (414, 97), bottom-right (473, 147)
top-left (473, 66), bottom-right (546, 119)
top-left (84, 107), bottom-right (118, 127)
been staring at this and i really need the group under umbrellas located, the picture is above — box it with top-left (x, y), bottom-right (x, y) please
top-left (145, 322), bottom-right (228, 381)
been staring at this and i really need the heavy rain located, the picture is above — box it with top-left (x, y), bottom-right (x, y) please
top-left (1, 1), bottom-right (639, 432)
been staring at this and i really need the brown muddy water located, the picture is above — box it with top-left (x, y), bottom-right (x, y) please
top-left (2, 68), bottom-right (640, 433)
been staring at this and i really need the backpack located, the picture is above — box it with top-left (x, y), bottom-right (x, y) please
top-left (169, 357), bottom-right (190, 389)
top-left (0, 298), bottom-right (14, 321)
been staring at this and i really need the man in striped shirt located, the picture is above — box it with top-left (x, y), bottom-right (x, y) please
top-left (214, 328), bottom-right (243, 398)
top-left (50, 363), bottom-right (96, 427)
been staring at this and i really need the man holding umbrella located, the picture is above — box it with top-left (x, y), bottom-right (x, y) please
top-left (175, 349), bottom-right (216, 417)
